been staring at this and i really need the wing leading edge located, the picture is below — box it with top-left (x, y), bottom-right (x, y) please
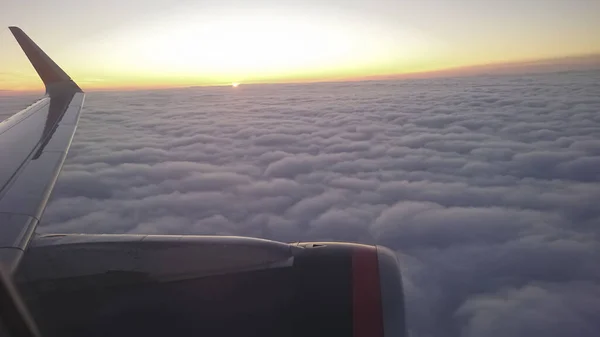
top-left (0, 27), bottom-right (84, 273)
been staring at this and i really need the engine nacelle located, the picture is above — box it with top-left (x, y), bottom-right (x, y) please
top-left (293, 242), bottom-right (407, 337)
top-left (16, 235), bottom-right (406, 337)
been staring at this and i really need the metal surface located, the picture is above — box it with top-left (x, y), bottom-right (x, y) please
top-left (0, 214), bottom-right (38, 271)
top-left (0, 92), bottom-right (82, 272)
top-left (0, 249), bottom-right (25, 276)
top-left (0, 266), bottom-right (41, 337)
top-left (20, 235), bottom-right (295, 283)
top-left (0, 214), bottom-right (38, 249)
top-left (0, 27), bottom-right (84, 272)
top-left (16, 236), bottom-right (407, 337)
top-left (0, 98), bottom-right (51, 194)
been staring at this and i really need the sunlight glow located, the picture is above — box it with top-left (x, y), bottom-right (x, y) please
top-left (2, 1), bottom-right (600, 91)
top-left (73, 11), bottom-right (435, 86)
top-left (232, 82), bottom-right (240, 87)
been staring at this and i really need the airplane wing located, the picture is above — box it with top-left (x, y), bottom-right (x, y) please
top-left (0, 27), bottom-right (84, 272)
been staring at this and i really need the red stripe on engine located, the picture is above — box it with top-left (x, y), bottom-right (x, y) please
top-left (352, 247), bottom-right (384, 337)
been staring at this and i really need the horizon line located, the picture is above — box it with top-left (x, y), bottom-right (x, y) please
top-left (3, 53), bottom-right (599, 94)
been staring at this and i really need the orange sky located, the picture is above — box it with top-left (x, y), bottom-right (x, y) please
top-left (1, 0), bottom-right (599, 91)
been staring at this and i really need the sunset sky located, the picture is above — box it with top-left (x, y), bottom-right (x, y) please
top-left (1, 0), bottom-right (599, 91)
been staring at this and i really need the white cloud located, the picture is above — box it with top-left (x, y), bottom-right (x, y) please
top-left (2, 71), bottom-right (600, 337)
top-left (456, 283), bottom-right (600, 337)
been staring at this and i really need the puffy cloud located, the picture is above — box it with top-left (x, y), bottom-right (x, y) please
top-left (264, 156), bottom-right (314, 178)
top-left (2, 71), bottom-right (600, 337)
top-left (456, 283), bottom-right (600, 337)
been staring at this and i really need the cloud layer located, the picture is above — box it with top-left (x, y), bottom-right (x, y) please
top-left (2, 71), bottom-right (600, 336)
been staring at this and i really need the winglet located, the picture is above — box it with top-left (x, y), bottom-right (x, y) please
top-left (9, 26), bottom-right (82, 95)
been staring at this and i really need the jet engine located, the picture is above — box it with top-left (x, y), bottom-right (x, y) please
top-left (15, 235), bottom-right (407, 337)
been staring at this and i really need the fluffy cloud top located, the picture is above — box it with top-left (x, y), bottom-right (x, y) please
top-left (2, 71), bottom-right (599, 337)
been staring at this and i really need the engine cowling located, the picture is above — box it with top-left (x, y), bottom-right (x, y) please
top-left (293, 242), bottom-right (407, 337)
top-left (16, 235), bottom-right (406, 337)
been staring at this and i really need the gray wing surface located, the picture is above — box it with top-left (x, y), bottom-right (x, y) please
top-left (0, 27), bottom-right (84, 272)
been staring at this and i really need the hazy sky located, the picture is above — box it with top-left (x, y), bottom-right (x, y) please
top-left (1, 0), bottom-right (599, 90)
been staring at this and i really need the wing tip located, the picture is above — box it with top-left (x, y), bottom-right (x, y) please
top-left (8, 26), bottom-right (82, 95)
top-left (8, 26), bottom-right (28, 43)
top-left (8, 27), bottom-right (25, 40)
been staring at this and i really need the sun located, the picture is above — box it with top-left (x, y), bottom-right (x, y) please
top-left (232, 82), bottom-right (240, 87)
